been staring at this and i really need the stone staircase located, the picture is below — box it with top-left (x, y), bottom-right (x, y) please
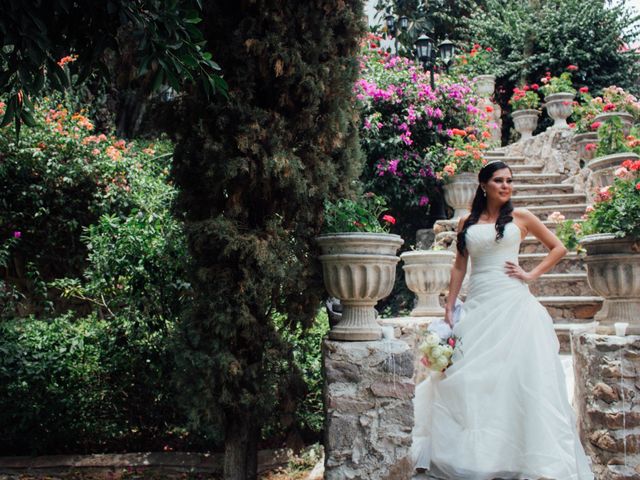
top-left (484, 150), bottom-right (600, 352)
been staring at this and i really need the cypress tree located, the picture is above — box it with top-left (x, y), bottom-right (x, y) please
top-left (171, 1), bottom-right (365, 477)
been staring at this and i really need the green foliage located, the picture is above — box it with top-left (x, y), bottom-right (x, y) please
top-left (556, 219), bottom-right (583, 252)
top-left (170, 1), bottom-right (366, 469)
top-left (0, 0), bottom-right (226, 135)
top-left (465, 0), bottom-right (640, 92)
top-left (0, 313), bottom-right (206, 454)
top-left (539, 71), bottom-right (576, 96)
top-left (322, 193), bottom-right (393, 233)
top-left (450, 43), bottom-right (496, 78)
top-left (596, 116), bottom-right (630, 157)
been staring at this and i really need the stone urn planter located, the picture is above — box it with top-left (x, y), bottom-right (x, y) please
top-left (511, 109), bottom-right (540, 140)
top-left (443, 172), bottom-right (478, 219)
top-left (544, 92), bottom-right (575, 129)
top-left (593, 111), bottom-right (634, 136)
top-left (401, 250), bottom-right (455, 316)
top-left (573, 132), bottom-right (599, 162)
top-left (474, 75), bottom-right (496, 98)
top-left (586, 152), bottom-right (639, 189)
top-left (316, 233), bottom-right (404, 341)
top-left (579, 234), bottom-right (640, 330)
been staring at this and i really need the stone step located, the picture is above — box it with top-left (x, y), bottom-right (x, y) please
top-left (484, 150), bottom-right (506, 157)
top-left (489, 156), bottom-right (527, 165)
top-left (513, 172), bottom-right (564, 184)
top-left (514, 183), bottom-right (575, 196)
top-left (519, 252), bottom-right (585, 273)
top-left (509, 164), bottom-right (545, 174)
top-left (528, 203), bottom-right (589, 220)
top-left (520, 235), bottom-right (546, 253)
top-left (529, 272), bottom-right (592, 297)
top-left (512, 193), bottom-right (587, 207)
top-left (538, 295), bottom-right (603, 321)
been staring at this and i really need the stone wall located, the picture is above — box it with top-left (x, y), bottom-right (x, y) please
top-left (323, 339), bottom-right (414, 480)
top-left (571, 332), bottom-right (640, 480)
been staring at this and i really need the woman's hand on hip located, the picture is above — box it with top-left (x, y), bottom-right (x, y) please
top-left (504, 261), bottom-right (536, 283)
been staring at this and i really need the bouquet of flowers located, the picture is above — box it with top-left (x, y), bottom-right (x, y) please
top-left (418, 310), bottom-right (463, 373)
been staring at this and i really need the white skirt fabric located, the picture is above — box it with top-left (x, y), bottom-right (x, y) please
top-left (412, 222), bottom-right (594, 480)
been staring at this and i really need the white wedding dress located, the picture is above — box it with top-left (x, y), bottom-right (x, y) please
top-left (412, 222), bottom-right (594, 480)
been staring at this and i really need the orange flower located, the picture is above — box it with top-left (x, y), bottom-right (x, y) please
top-left (453, 150), bottom-right (467, 157)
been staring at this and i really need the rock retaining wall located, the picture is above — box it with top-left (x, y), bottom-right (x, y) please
top-left (571, 332), bottom-right (640, 480)
top-left (323, 339), bottom-right (414, 480)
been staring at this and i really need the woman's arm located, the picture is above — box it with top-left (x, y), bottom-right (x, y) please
top-left (505, 208), bottom-right (568, 282)
top-left (445, 216), bottom-right (469, 326)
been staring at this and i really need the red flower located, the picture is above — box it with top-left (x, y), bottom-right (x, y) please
top-left (585, 143), bottom-right (597, 152)
top-left (579, 86), bottom-right (589, 93)
top-left (448, 338), bottom-right (456, 347)
top-left (523, 85), bottom-right (530, 91)
top-left (603, 103), bottom-right (616, 112)
top-left (567, 64), bottom-right (579, 71)
top-left (473, 43), bottom-right (481, 49)
top-left (531, 84), bottom-right (539, 90)
top-left (382, 214), bottom-right (396, 225)
top-left (485, 47), bottom-right (493, 52)
top-left (590, 121), bottom-right (602, 130)
top-left (568, 122), bottom-right (576, 129)
top-left (485, 105), bottom-right (494, 113)
top-left (631, 160), bottom-right (640, 171)
top-left (636, 182), bottom-right (640, 191)
top-left (622, 159), bottom-right (634, 169)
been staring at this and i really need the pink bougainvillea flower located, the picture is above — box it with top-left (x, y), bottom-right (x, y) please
top-left (419, 195), bottom-right (429, 207)
top-left (382, 214), bottom-right (396, 225)
top-left (13, 231), bottom-right (21, 239)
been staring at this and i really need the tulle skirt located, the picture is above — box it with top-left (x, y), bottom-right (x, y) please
top-left (412, 269), bottom-right (594, 480)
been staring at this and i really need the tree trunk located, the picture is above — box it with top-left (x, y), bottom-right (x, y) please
top-left (224, 413), bottom-right (258, 480)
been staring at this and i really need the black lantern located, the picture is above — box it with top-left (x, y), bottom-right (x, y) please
top-left (385, 14), bottom-right (396, 36)
top-left (438, 37), bottom-right (455, 69)
top-left (416, 33), bottom-right (435, 89)
top-left (399, 15), bottom-right (409, 30)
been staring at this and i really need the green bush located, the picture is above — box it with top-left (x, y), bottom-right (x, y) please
top-left (0, 313), bottom-right (213, 454)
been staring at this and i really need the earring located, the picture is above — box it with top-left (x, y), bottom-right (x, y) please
top-left (483, 190), bottom-right (486, 197)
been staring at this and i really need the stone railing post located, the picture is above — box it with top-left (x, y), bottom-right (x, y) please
top-left (323, 338), bottom-right (414, 480)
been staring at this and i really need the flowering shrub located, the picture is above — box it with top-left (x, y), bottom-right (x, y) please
top-left (509, 84), bottom-right (541, 110)
top-left (572, 88), bottom-right (603, 133)
top-left (356, 34), bottom-right (492, 233)
top-left (0, 96), bottom-right (184, 318)
top-left (451, 43), bottom-right (496, 78)
top-left (439, 127), bottom-right (491, 179)
top-left (539, 70), bottom-right (576, 96)
top-left (558, 160), bottom-right (640, 249)
top-left (601, 86), bottom-right (640, 120)
top-left (322, 193), bottom-right (395, 233)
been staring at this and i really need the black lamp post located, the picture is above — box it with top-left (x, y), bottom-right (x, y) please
top-left (438, 36), bottom-right (455, 73)
top-left (385, 13), bottom-right (409, 55)
top-left (415, 33), bottom-right (435, 89)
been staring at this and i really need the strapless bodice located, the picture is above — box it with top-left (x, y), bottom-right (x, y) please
top-left (466, 222), bottom-right (521, 275)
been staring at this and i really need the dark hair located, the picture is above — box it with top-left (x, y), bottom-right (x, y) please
top-left (456, 161), bottom-right (514, 255)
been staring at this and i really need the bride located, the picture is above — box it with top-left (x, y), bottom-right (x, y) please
top-left (412, 160), bottom-right (594, 479)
